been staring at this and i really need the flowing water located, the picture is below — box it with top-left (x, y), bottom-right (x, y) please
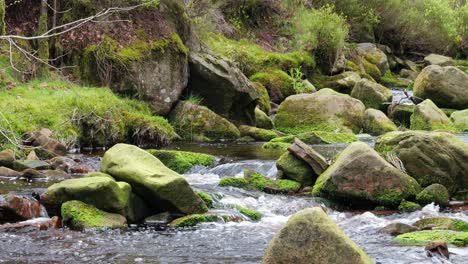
top-left (0, 136), bottom-right (467, 263)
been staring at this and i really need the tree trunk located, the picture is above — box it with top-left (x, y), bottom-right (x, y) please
top-left (0, 0), bottom-right (5, 35)
top-left (38, 0), bottom-right (49, 77)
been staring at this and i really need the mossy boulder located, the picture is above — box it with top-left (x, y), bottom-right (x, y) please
top-left (187, 52), bottom-right (259, 125)
top-left (414, 217), bottom-right (468, 232)
top-left (375, 131), bottom-right (468, 193)
top-left (253, 82), bottom-right (271, 115)
top-left (410, 99), bottom-right (455, 131)
top-left (389, 104), bottom-right (415, 127)
top-left (312, 71), bottom-right (361, 94)
top-left (270, 131), bottom-right (358, 145)
top-left (255, 108), bottom-right (274, 129)
top-left (363, 109), bottom-right (398, 135)
top-left (169, 101), bottom-right (240, 141)
top-left (416, 184), bottom-right (450, 206)
top-left (262, 208), bottom-right (373, 264)
top-left (170, 214), bottom-right (221, 228)
top-left (379, 222), bottom-right (419, 236)
top-left (398, 201), bottom-right (421, 213)
top-left (351, 79), bottom-right (393, 110)
top-left (356, 43), bottom-right (390, 78)
top-left (0, 149), bottom-right (15, 168)
top-left (276, 152), bottom-right (315, 186)
top-left (196, 191), bottom-right (214, 208)
top-left (235, 206), bottom-right (262, 221)
top-left (218, 177), bottom-right (248, 188)
top-left (61, 200), bottom-right (127, 230)
top-left (147, 149), bottom-right (215, 174)
top-left (83, 172), bottom-right (115, 180)
top-left (100, 144), bottom-right (208, 215)
top-left (239, 125), bottom-right (278, 141)
top-left (250, 70), bottom-right (295, 103)
top-left (262, 142), bottom-right (290, 151)
top-left (244, 170), bottom-right (301, 193)
top-left (312, 142), bottom-right (421, 208)
top-left (274, 89), bottom-right (365, 134)
top-left (396, 230), bottom-right (468, 247)
top-left (450, 109), bottom-right (468, 131)
top-left (414, 65), bottom-right (468, 110)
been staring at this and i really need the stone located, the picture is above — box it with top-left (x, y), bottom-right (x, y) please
top-left (276, 152), bottom-right (316, 186)
top-left (274, 89), bottom-right (366, 134)
top-left (169, 101), bottom-right (240, 141)
top-left (146, 149), bottom-right (215, 174)
top-left (363, 108), bottom-right (398, 135)
top-left (351, 79), bottom-right (393, 110)
top-left (23, 129), bottom-right (66, 157)
top-left (410, 99), bottom-right (455, 131)
top-left (425, 240), bottom-right (450, 259)
top-left (0, 149), bottom-right (15, 168)
top-left (255, 107), bottom-right (274, 129)
top-left (239, 125), bottom-right (278, 141)
top-left (396, 230), bottom-right (468, 247)
top-left (413, 217), bottom-right (468, 232)
top-left (26, 150), bottom-right (39, 161)
top-left (312, 142), bottom-right (421, 208)
top-left (21, 168), bottom-right (45, 179)
top-left (414, 65), bottom-right (468, 110)
top-left (271, 131), bottom-right (358, 145)
top-left (49, 156), bottom-right (75, 172)
top-left (424, 54), bottom-right (454, 67)
top-left (100, 144), bottom-right (208, 215)
top-left (287, 138), bottom-right (329, 176)
top-left (313, 71), bottom-right (362, 94)
top-left (416, 184), bottom-right (450, 206)
top-left (253, 82), bottom-right (271, 115)
top-left (262, 208), bottom-right (373, 264)
top-left (398, 201), bottom-right (421, 213)
top-left (0, 167), bottom-right (21, 177)
top-left (61, 200), bottom-right (127, 230)
top-left (375, 131), bottom-right (468, 193)
top-left (450, 109), bottom-right (468, 131)
top-left (13, 160), bottom-right (51, 171)
top-left (0, 195), bottom-right (41, 223)
top-left (356, 43), bottom-right (390, 76)
top-left (388, 104), bottom-right (415, 127)
top-left (379, 222), bottom-right (419, 236)
top-left (187, 52), bottom-right (259, 125)
top-left (144, 212), bottom-right (174, 225)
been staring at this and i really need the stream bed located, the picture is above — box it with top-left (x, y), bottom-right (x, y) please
top-left (0, 135), bottom-right (467, 263)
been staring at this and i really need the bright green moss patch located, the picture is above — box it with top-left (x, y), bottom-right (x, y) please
top-left (416, 184), bottom-right (449, 206)
top-left (250, 70), bottom-right (296, 103)
top-left (147, 149), bottom-right (215, 173)
top-left (197, 191), bottom-right (214, 208)
top-left (398, 201), bottom-right (421, 213)
top-left (396, 230), bottom-right (468, 247)
top-left (219, 177), bottom-right (249, 188)
top-left (275, 179), bottom-right (301, 192)
top-left (245, 171), bottom-right (276, 191)
top-left (170, 214), bottom-right (221, 228)
top-left (239, 125), bottom-right (278, 141)
top-left (235, 206), bottom-right (262, 221)
top-left (61, 200), bottom-right (127, 230)
top-left (271, 131), bottom-right (358, 145)
top-left (262, 142), bottom-right (290, 151)
top-left (0, 78), bottom-right (176, 148)
top-left (414, 217), bottom-right (468, 232)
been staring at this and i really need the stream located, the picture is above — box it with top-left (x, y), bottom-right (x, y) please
top-left (0, 135), bottom-right (467, 263)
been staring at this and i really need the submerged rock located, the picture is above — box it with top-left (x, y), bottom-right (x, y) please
top-left (363, 108), bottom-right (398, 135)
top-left (425, 240), bottom-right (450, 259)
top-left (410, 99), bottom-right (455, 131)
top-left (376, 131), bottom-right (468, 193)
top-left (398, 201), bottom-right (421, 213)
top-left (274, 89), bottom-right (365, 134)
top-left (170, 214), bottom-right (221, 228)
top-left (147, 149), bottom-right (215, 174)
top-left (351, 79), bottom-right (392, 110)
top-left (396, 230), bottom-right (468, 247)
top-left (262, 208), bottom-right (373, 264)
top-left (416, 184), bottom-right (450, 206)
top-left (380, 222), bottom-right (419, 236)
top-left (312, 142), bottom-right (421, 208)
top-left (100, 144), bottom-right (208, 215)
top-left (61, 200), bottom-right (127, 230)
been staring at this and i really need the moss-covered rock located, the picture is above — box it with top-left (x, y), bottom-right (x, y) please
top-left (380, 71), bottom-right (410, 87)
top-left (356, 43), bottom-right (390, 78)
top-left (100, 144), bottom-right (208, 215)
top-left (263, 208), bottom-right (373, 264)
top-left (82, 172), bottom-right (115, 180)
top-left (197, 191), bottom-right (214, 208)
top-left (234, 205), bottom-right (262, 221)
top-left (218, 177), bottom-right (248, 188)
top-left (61, 200), bottom-right (127, 230)
top-left (250, 70), bottom-right (296, 103)
top-left (312, 71), bottom-right (361, 94)
top-left (169, 101), bottom-right (240, 141)
top-left (253, 82), bottom-right (271, 115)
top-left (414, 217), bottom-right (468, 232)
top-left (410, 99), bottom-right (456, 131)
top-left (270, 131), bottom-right (358, 145)
top-left (262, 142), bottom-right (290, 151)
top-left (239, 125), bottom-right (278, 141)
top-left (450, 109), bottom-right (468, 131)
top-left (389, 104), bottom-right (415, 127)
top-left (351, 79), bottom-right (393, 110)
top-left (363, 109), bottom-right (398, 135)
top-left (379, 222), bottom-right (419, 236)
top-left (274, 89), bottom-right (365, 134)
top-left (416, 184), bottom-right (450, 206)
top-left (276, 152), bottom-right (315, 186)
top-left (424, 54), bottom-right (454, 67)
top-left (414, 65), bottom-right (468, 110)
top-left (398, 201), bottom-right (421, 213)
top-left (375, 131), bottom-right (468, 193)
top-left (396, 230), bottom-right (468, 247)
top-left (313, 142), bottom-right (421, 208)
top-left (170, 214), bottom-right (221, 228)
top-left (255, 108), bottom-right (274, 130)
top-left (147, 149), bottom-right (215, 174)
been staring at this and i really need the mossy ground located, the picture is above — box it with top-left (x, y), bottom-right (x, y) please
top-left (396, 230), bottom-right (468, 247)
top-left (147, 149), bottom-right (215, 173)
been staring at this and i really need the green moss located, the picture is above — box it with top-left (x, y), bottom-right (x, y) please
top-left (197, 191), bottom-right (214, 208)
top-left (239, 125), bottom-right (278, 141)
top-left (219, 177), bottom-right (248, 188)
top-left (170, 214), bottom-right (221, 227)
top-left (276, 179), bottom-right (301, 192)
top-left (0, 0), bottom-right (5, 35)
top-left (61, 200), bottom-right (127, 230)
top-left (147, 149), bottom-right (215, 173)
top-left (262, 142), bottom-right (290, 151)
top-left (361, 58), bottom-right (382, 80)
top-left (246, 171), bottom-right (276, 191)
top-left (235, 206), bottom-right (262, 221)
top-left (396, 230), bottom-right (468, 247)
top-left (398, 201), bottom-right (421, 213)
top-left (271, 131), bottom-right (358, 144)
top-left (414, 217), bottom-right (468, 232)
top-left (276, 152), bottom-right (315, 186)
top-left (253, 82), bottom-right (271, 115)
top-left (380, 71), bottom-right (408, 87)
top-left (416, 184), bottom-right (449, 206)
top-left (250, 70), bottom-right (295, 103)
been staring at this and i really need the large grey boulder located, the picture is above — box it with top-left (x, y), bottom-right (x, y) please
top-left (351, 79), bottom-right (392, 110)
top-left (187, 53), bottom-right (259, 125)
top-left (263, 208), bottom-right (373, 264)
top-left (450, 109), bottom-right (468, 131)
top-left (414, 65), bottom-right (468, 109)
top-left (410, 99), bottom-right (454, 131)
top-left (363, 109), bottom-right (397, 135)
top-left (424, 54), bottom-right (454, 67)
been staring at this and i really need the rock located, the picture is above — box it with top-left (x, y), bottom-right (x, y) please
top-left (0, 195), bottom-right (41, 223)
top-left (146, 149), bottom-right (215, 174)
top-left (302, 79), bottom-right (317, 93)
top-left (23, 129), bottom-right (66, 157)
top-left (170, 214), bottom-right (221, 228)
top-left (253, 82), bottom-right (271, 115)
top-left (0, 217), bottom-right (60, 231)
top-left (0, 167), bottom-right (21, 177)
top-left (262, 142), bottom-right (290, 151)
top-left (26, 150), bottom-right (39, 161)
top-left (0, 149), bottom-right (15, 168)
top-left (363, 109), bottom-right (398, 135)
top-left (380, 222), bottom-right (419, 236)
top-left (396, 230), bottom-right (468, 247)
top-left (197, 191), bottom-right (214, 208)
top-left (100, 144), bottom-right (208, 215)
top-left (255, 108), bottom-right (274, 129)
top-left (375, 131), bottom-right (468, 193)
top-left (13, 160), bottom-right (51, 171)
top-left (424, 54), bottom-right (454, 67)
top-left (41, 170), bottom-right (70, 178)
top-left (410, 99), bottom-right (455, 131)
top-left (450, 109), bottom-right (468, 131)
top-left (356, 43), bottom-right (390, 76)
top-left (70, 165), bottom-right (95, 174)
top-left (414, 217), bottom-right (468, 232)
top-left (416, 184), bottom-right (450, 206)
top-left (21, 168), bottom-right (44, 179)
top-left (312, 142), bottom-right (421, 207)
top-left (61, 200), bottom-right (127, 230)
top-left (49, 156), bottom-right (75, 172)
top-left (218, 177), bottom-right (248, 188)
top-left (262, 208), bottom-right (373, 264)
top-left (414, 65), bottom-right (468, 110)
top-left (388, 104), bottom-right (415, 127)
top-left (271, 131), bottom-right (358, 145)
top-left (244, 170), bottom-right (301, 193)
top-left (400, 69), bottom-right (419, 80)
top-left (144, 212), bottom-right (174, 225)
top-left (274, 89), bottom-right (365, 134)
top-left (188, 52), bottom-right (259, 125)
top-left (239, 125), bottom-right (278, 141)
top-left (351, 79), bottom-right (393, 110)
top-left (313, 71), bottom-right (362, 94)
top-left (250, 70), bottom-right (296, 103)
top-left (287, 138), bottom-right (329, 176)
top-left (83, 172), bottom-right (115, 180)
top-left (236, 136), bottom-right (256, 143)
top-left (398, 201), bottom-right (421, 213)
top-left (425, 240), bottom-right (450, 259)
top-left (169, 101), bottom-right (240, 141)
top-left (276, 152), bottom-right (316, 186)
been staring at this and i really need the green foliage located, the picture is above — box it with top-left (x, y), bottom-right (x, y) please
top-left (0, 0), bottom-right (5, 35)
top-left (289, 67), bottom-right (306, 93)
top-left (147, 149), bottom-right (215, 174)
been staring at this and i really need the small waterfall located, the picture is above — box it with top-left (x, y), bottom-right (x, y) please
top-left (190, 160), bottom-right (278, 178)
